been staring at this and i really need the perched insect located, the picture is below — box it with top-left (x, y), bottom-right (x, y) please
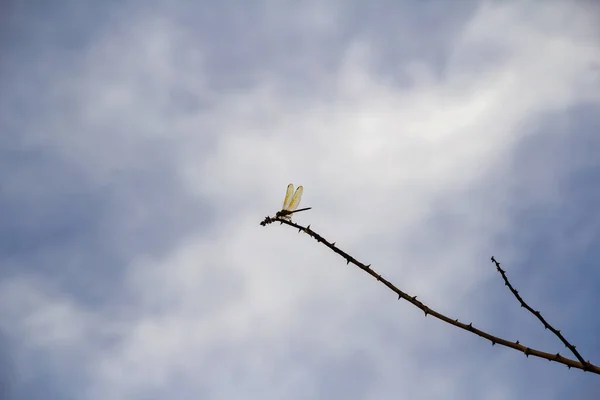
top-left (275, 183), bottom-right (311, 220)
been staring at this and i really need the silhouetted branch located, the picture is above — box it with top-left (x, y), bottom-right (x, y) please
top-left (490, 256), bottom-right (591, 369)
top-left (259, 215), bottom-right (600, 375)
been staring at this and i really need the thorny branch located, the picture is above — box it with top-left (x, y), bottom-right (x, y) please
top-left (260, 215), bottom-right (600, 375)
top-left (490, 256), bottom-right (591, 368)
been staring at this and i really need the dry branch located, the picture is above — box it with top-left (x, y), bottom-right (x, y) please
top-left (260, 215), bottom-right (599, 375)
top-left (490, 256), bottom-right (591, 368)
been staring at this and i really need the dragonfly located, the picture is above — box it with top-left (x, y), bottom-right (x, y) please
top-left (275, 183), bottom-right (312, 220)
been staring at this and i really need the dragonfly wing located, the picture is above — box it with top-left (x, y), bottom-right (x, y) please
top-left (287, 185), bottom-right (303, 211)
top-left (282, 183), bottom-right (294, 210)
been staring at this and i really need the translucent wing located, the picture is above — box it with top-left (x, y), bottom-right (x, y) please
top-left (287, 185), bottom-right (303, 212)
top-left (282, 183), bottom-right (294, 210)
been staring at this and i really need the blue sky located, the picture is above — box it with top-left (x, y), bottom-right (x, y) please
top-left (1, 1), bottom-right (600, 399)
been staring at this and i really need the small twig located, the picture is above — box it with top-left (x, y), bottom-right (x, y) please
top-left (259, 215), bottom-right (600, 374)
top-left (490, 256), bottom-right (591, 370)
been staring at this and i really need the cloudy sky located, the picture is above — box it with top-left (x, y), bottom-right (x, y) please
top-left (1, 0), bottom-right (600, 399)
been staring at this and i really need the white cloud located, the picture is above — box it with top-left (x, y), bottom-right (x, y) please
top-left (2, 1), bottom-right (599, 399)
